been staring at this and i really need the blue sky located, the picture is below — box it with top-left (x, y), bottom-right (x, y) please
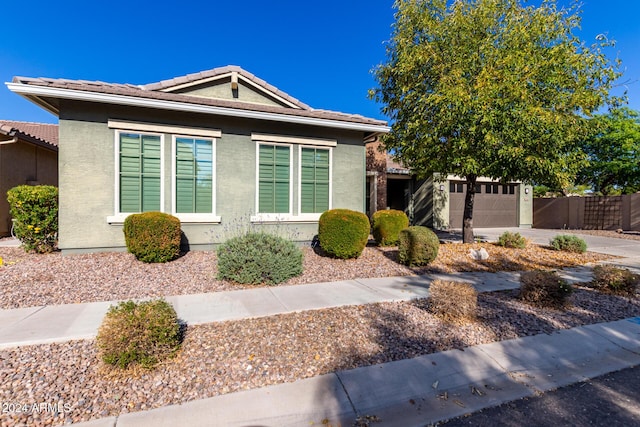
top-left (1, 0), bottom-right (638, 125)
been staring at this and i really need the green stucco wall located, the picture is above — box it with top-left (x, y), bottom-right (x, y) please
top-left (57, 101), bottom-right (366, 253)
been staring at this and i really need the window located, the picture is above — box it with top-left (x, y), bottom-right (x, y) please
top-left (300, 147), bottom-right (330, 213)
top-left (108, 121), bottom-right (221, 224)
top-left (449, 182), bottom-right (464, 193)
top-left (258, 144), bottom-right (291, 213)
top-left (502, 184), bottom-right (515, 195)
top-left (175, 137), bottom-right (213, 213)
top-left (118, 132), bottom-right (162, 213)
top-left (485, 184), bottom-right (499, 194)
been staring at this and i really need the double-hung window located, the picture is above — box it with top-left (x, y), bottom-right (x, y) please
top-left (300, 147), bottom-right (330, 213)
top-left (258, 143), bottom-right (291, 214)
top-left (174, 137), bottom-right (214, 214)
top-left (108, 120), bottom-right (221, 224)
top-left (118, 132), bottom-right (163, 213)
top-left (252, 133), bottom-right (335, 222)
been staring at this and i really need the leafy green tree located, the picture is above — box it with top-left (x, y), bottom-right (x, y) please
top-left (371, 0), bottom-right (622, 242)
top-left (576, 108), bottom-right (640, 195)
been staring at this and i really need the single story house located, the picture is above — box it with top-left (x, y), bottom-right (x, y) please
top-left (8, 66), bottom-right (389, 253)
top-left (0, 120), bottom-right (58, 236)
top-left (366, 138), bottom-right (533, 229)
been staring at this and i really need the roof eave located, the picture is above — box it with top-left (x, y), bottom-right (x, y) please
top-left (6, 82), bottom-right (390, 134)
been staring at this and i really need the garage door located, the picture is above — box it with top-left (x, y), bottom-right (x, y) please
top-left (449, 181), bottom-right (518, 228)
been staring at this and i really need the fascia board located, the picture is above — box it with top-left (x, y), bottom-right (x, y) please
top-left (6, 83), bottom-right (390, 134)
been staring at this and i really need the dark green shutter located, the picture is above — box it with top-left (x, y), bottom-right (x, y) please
top-left (119, 133), bottom-right (161, 213)
top-left (176, 138), bottom-right (213, 213)
top-left (301, 147), bottom-right (329, 213)
top-left (258, 144), bottom-right (290, 213)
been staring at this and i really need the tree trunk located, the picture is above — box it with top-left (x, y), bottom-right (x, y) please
top-left (462, 175), bottom-right (477, 243)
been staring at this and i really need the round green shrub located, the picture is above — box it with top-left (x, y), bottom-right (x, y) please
top-left (398, 226), bottom-right (439, 266)
top-left (217, 232), bottom-right (303, 285)
top-left (519, 270), bottom-right (573, 309)
top-left (123, 212), bottom-right (182, 263)
top-left (7, 185), bottom-right (58, 253)
top-left (550, 234), bottom-right (587, 253)
top-left (372, 209), bottom-right (409, 246)
top-left (318, 209), bottom-right (370, 259)
top-left (96, 299), bottom-right (182, 369)
top-left (496, 231), bottom-right (527, 249)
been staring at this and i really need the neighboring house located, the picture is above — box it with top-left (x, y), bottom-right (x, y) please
top-left (0, 121), bottom-right (58, 237)
top-left (366, 138), bottom-right (532, 229)
top-left (7, 66), bottom-right (389, 253)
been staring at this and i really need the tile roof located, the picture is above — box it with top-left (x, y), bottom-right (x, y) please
top-left (142, 65), bottom-right (312, 110)
top-left (12, 66), bottom-right (387, 128)
top-left (0, 120), bottom-right (58, 148)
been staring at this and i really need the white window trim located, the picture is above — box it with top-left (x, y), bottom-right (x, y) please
top-left (107, 130), bottom-right (166, 224)
top-left (298, 145), bottom-right (332, 217)
top-left (171, 135), bottom-right (221, 223)
top-left (251, 132), bottom-right (337, 147)
top-left (108, 119), bottom-right (222, 138)
top-left (251, 142), bottom-right (293, 222)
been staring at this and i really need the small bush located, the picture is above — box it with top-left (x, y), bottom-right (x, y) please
top-left (217, 232), bottom-right (303, 285)
top-left (123, 212), bottom-right (181, 263)
top-left (7, 185), bottom-right (58, 253)
top-left (398, 226), bottom-right (439, 266)
top-left (372, 209), bottom-right (409, 246)
top-left (590, 265), bottom-right (640, 296)
top-left (429, 280), bottom-right (477, 324)
top-left (96, 299), bottom-right (181, 370)
top-left (519, 270), bottom-right (573, 309)
top-left (496, 231), bottom-right (526, 249)
top-left (318, 209), bottom-right (370, 259)
top-left (550, 234), bottom-right (587, 253)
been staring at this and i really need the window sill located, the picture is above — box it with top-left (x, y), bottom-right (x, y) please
top-left (250, 213), bottom-right (322, 223)
top-left (107, 213), bottom-right (222, 225)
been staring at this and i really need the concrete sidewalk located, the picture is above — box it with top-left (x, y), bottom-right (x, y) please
top-left (71, 317), bottom-right (640, 427)
top-left (0, 267), bottom-right (598, 350)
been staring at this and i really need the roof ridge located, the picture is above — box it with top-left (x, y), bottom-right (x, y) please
top-left (0, 119), bottom-right (58, 126)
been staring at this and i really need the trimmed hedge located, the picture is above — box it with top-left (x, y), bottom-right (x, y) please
top-left (7, 185), bottom-right (58, 253)
top-left (372, 209), bottom-right (409, 246)
top-left (398, 226), bottom-right (439, 266)
top-left (96, 299), bottom-right (182, 370)
top-left (318, 209), bottom-right (370, 259)
top-left (123, 212), bottom-right (182, 263)
top-left (217, 232), bottom-right (303, 285)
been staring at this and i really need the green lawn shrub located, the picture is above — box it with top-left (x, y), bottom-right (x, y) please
top-left (123, 212), bottom-right (181, 263)
top-left (7, 185), bottom-right (58, 253)
top-left (519, 270), bottom-right (573, 309)
top-left (372, 209), bottom-right (409, 246)
top-left (318, 209), bottom-right (370, 259)
top-left (398, 226), bottom-right (439, 266)
top-left (496, 231), bottom-right (527, 249)
top-left (429, 280), bottom-right (477, 324)
top-left (96, 299), bottom-right (182, 370)
top-left (550, 234), bottom-right (587, 253)
top-left (590, 265), bottom-right (639, 297)
top-left (217, 232), bottom-right (303, 285)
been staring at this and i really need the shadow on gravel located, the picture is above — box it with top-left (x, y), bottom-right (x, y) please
top-left (313, 287), bottom-right (640, 425)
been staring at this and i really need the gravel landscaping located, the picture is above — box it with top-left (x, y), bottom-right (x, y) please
top-left (0, 235), bottom-right (636, 426)
top-left (1, 286), bottom-right (638, 426)
top-left (0, 242), bottom-right (611, 309)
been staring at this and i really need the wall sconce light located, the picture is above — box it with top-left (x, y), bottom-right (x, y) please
top-left (525, 188), bottom-right (530, 194)
top-left (439, 184), bottom-right (445, 191)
